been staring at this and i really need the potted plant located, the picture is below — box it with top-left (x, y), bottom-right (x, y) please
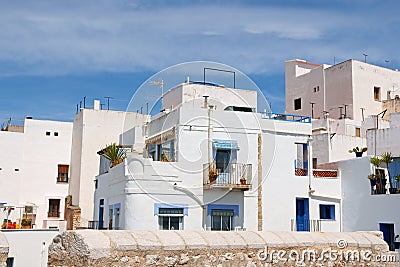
top-left (368, 156), bottom-right (381, 187)
top-left (368, 174), bottom-right (378, 187)
top-left (160, 152), bottom-right (170, 162)
top-left (381, 152), bottom-right (394, 192)
top-left (21, 218), bottom-right (32, 229)
top-left (208, 166), bottom-right (218, 184)
top-left (240, 177), bottom-right (247, 185)
top-left (348, 147), bottom-right (367, 157)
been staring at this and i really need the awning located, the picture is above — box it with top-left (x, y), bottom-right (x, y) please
top-left (207, 204), bottom-right (239, 217)
top-left (213, 139), bottom-right (239, 150)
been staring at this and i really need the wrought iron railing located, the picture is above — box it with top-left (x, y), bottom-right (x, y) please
top-left (203, 162), bottom-right (252, 186)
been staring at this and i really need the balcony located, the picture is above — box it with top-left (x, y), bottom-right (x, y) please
top-left (290, 219), bottom-right (321, 232)
top-left (203, 162), bottom-right (252, 190)
top-left (262, 112), bottom-right (311, 124)
top-left (371, 178), bottom-right (400, 195)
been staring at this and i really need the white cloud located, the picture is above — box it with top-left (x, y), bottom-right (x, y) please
top-left (0, 1), bottom-right (399, 76)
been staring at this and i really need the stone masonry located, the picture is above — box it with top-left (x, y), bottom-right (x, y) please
top-left (0, 232), bottom-right (9, 267)
top-left (48, 230), bottom-right (400, 266)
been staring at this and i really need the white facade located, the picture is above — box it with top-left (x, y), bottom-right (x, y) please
top-left (68, 106), bottom-right (149, 227)
top-left (1, 229), bottom-right (59, 267)
top-left (312, 118), bottom-right (366, 164)
top-left (94, 82), bottom-right (341, 233)
top-left (367, 113), bottom-right (400, 157)
top-left (285, 59), bottom-right (400, 121)
top-left (0, 119), bottom-right (72, 229)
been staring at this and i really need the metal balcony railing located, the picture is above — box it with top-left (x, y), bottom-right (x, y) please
top-left (262, 112), bottom-right (311, 124)
top-left (88, 220), bottom-right (101, 229)
top-left (203, 162), bottom-right (252, 189)
top-left (290, 219), bottom-right (321, 232)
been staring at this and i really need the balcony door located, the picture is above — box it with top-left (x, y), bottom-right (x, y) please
top-left (216, 150), bottom-right (231, 173)
top-left (380, 223), bottom-right (395, 251)
top-left (296, 198), bottom-right (310, 231)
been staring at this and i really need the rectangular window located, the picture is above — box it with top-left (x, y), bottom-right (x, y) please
top-left (57, 164), bottom-right (69, 182)
top-left (158, 208), bottom-right (183, 230)
top-left (46, 131), bottom-right (50, 136)
top-left (355, 127), bottom-right (361, 137)
top-left (319, 204), bottom-right (335, 220)
top-left (312, 158), bottom-right (318, 168)
top-left (294, 98), bottom-right (302, 110)
top-left (6, 257), bottom-right (14, 267)
top-left (295, 143), bottom-right (308, 176)
top-left (211, 209), bottom-right (234, 231)
top-left (54, 132), bottom-right (59, 136)
top-left (108, 203), bottom-right (121, 230)
top-left (149, 140), bottom-right (175, 162)
top-left (374, 86), bottom-right (381, 101)
top-left (48, 199), bottom-right (60, 218)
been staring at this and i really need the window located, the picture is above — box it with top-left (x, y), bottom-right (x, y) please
top-left (149, 140), bottom-right (175, 162)
top-left (374, 86), bottom-right (381, 101)
top-left (6, 257), bottom-right (14, 267)
top-left (313, 86), bottom-right (320, 93)
top-left (57, 164), bottom-right (69, 182)
top-left (211, 209), bottom-right (234, 231)
top-left (46, 131), bottom-right (50, 136)
top-left (295, 143), bottom-right (308, 176)
top-left (108, 203), bottom-right (121, 230)
top-left (14, 169), bottom-right (19, 172)
top-left (158, 208), bottom-right (183, 230)
top-left (355, 127), bottom-right (361, 137)
top-left (48, 199), bottom-right (60, 218)
top-left (319, 204), bottom-right (335, 220)
top-left (54, 132), bottom-right (59, 136)
top-left (294, 98), bottom-right (302, 110)
top-left (312, 158), bottom-right (318, 168)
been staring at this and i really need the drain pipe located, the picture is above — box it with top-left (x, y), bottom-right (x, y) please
top-left (307, 135), bottom-right (315, 194)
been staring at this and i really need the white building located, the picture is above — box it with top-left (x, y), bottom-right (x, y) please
top-left (68, 101), bottom-right (149, 228)
top-left (0, 118), bottom-right (72, 230)
top-left (311, 118), bottom-right (366, 165)
top-left (314, 156), bottom-right (400, 251)
top-left (285, 59), bottom-right (400, 121)
top-left (94, 81), bottom-right (341, 233)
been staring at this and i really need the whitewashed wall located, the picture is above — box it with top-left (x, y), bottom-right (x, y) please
top-left (0, 119), bottom-right (72, 229)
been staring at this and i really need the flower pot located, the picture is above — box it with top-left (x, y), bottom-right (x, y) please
top-left (240, 179), bottom-right (247, 185)
top-left (355, 152), bottom-right (363, 157)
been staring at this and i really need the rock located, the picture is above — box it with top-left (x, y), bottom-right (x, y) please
top-left (145, 254), bottom-right (160, 265)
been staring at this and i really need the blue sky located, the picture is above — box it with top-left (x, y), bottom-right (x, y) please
top-left (1, 0), bottom-right (399, 122)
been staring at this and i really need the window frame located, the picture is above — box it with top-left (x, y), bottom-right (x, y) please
top-left (294, 98), bottom-right (302, 110)
top-left (374, 86), bottom-right (381, 101)
top-left (57, 164), bottom-right (69, 183)
top-left (319, 204), bottom-right (335, 220)
top-left (157, 208), bottom-right (184, 230)
top-left (48, 199), bottom-right (61, 218)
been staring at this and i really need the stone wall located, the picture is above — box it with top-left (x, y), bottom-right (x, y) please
top-left (0, 232), bottom-right (9, 267)
top-left (48, 230), bottom-right (399, 266)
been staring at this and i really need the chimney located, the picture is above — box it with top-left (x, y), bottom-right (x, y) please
top-left (93, 100), bottom-right (100, 110)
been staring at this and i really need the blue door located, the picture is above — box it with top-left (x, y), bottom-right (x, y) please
top-left (98, 199), bottom-right (104, 229)
top-left (380, 223), bottom-right (395, 251)
top-left (296, 198), bottom-right (310, 231)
